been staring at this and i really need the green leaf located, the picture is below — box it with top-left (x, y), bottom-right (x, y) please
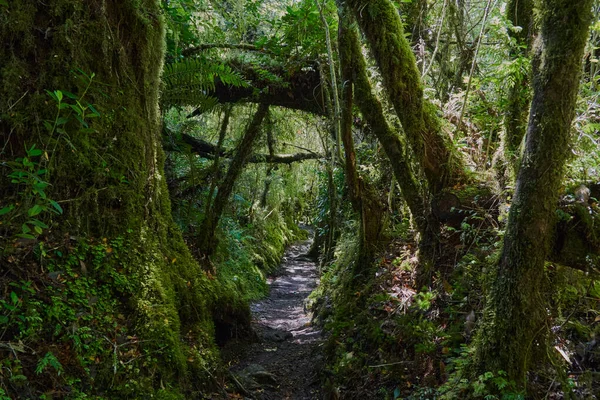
top-left (54, 90), bottom-right (63, 102)
top-left (56, 117), bottom-right (69, 126)
top-left (74, 114), bottom-right (88, 128)
top-left (45, 89), bottom-right (57, 101)
top-left (17, 233), bottom-right (36, 239)
top-left (34, 226), bottom-right (43, 235)
top-left (49, 201), bottom-right (63, 214)
top-left (10, 292), bottom-right (18, 305)
top-left (69, 104), bottom-right (83, 116)
top-left (0, 0), bottom-right (8, 7)
top-left (21, 224), bottom-right (31, 234)
top-left (28, 205), bottom-right (43, 217)
top-left (87, 103), bottom-right (100, 116)
top-left (62, 91), bottom-right (78, 100)
top-left (0, 205), bottom-right (14, 216)
top-left (30, 220), bottom-right (49, 229)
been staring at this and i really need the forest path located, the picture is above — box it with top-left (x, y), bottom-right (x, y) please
top-left (226, 236), bottom-right (324, 399)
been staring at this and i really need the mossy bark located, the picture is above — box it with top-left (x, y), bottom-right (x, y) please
top-left (337, 7), bottom-right (440, 284)
top-left (338, 8), bottom-right (385, 270)
top-left (474, 0), bottom-right (592, 390)
top-left (346, 0), bottom-right (462, 193)
top-left (0, 1), bottom-right (249, 396)
top-left (197, 104), bottom-right (269, 266)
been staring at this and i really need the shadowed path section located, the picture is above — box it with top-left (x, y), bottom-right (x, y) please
top-left (227, 236), bottom-right (324, 399)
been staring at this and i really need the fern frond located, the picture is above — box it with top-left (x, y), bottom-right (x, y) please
top-left (163, 59), bottom-right (248, 92)
top-left (162, 58), bottom-right (249, 109)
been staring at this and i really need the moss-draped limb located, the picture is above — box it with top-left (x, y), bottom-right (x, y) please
top-left (164, 132), bottom-right (323, 164)
top-left (197, 103), bottom-right (269, 265)
top-left (192, 62), bottom-right (326, 116)
top-left (474, 0), bottom-right (592, 390)
top-left (337, 6), bottom-right (385, 267)
top-left (338, 7), bottom-right (440, 282)
top-left (345, 0), bottom-right (463, 192)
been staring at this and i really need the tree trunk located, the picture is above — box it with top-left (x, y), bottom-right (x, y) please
top-left (205, 105), bottom-right (233, 218)
top-left (260, 113), bottom-right (276, 208)
top-left (474, 0), bottom-right (592, 390)
top-left (338, 7), bottom-right (385, 269)
top-left (197, 103), bottom-right (269, 267)
top-left (346, 0), bottom-right (462, 193)
top-left (1, 0), bottom-right (246, 396)
top-left (338, 7), bottom-right (441, 284)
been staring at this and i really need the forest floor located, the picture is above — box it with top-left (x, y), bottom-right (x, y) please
top-left (222, 236), bottom-right (324, 400)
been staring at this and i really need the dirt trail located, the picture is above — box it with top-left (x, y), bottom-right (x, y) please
top-left (227, 237), bottom-right (324, 400)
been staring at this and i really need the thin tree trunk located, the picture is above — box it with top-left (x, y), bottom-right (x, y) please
top-left (474, 0), bottom-right (592, 390)
top-left (197, 104), bottom-right (269, 267)
top-left (205, 105), bottom-right (233, 217)
top-left (260, 112), bottom-right (277, 208)
top-left (315, 0), bottom-right (343, 163)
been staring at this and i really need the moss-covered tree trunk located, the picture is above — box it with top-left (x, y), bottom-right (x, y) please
top-left (474, 0), bottom-right (592, 390)
top-left (338, 6), bottom-right (441, 285)
top-left (338, 7), bottom-right (385, 270)
top-left (197, 104), bottom-right (269, 267)
top-left (1, 1), bottom-right (248, 396)
top-left (346, 0), bottom-right (462, 193)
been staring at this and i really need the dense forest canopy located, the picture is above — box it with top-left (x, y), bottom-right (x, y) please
top-left (2, 0), bottom-right (600, 399)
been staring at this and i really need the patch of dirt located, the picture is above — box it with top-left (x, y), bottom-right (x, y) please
top-left (223, 237), bottom-right (324, 400)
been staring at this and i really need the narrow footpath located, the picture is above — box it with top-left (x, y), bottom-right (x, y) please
top-left (227, 237), bottom-right (324, 399)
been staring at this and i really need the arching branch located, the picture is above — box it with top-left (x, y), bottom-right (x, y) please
top-left (164, 133), bottom-right (323, 164)
top-left (182, 43), bottom-right (278, 57)
top-left (193, 61), bottom-right (326, 116)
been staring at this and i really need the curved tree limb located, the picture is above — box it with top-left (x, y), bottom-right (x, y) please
top-left (193, 62), bottom-right (326, 116)
top-left (182, 43), bottom-right (278, 57)
top-left (165, 133), bottom-right (323, 164)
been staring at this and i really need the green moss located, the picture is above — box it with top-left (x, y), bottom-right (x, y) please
top-left (0, 0), bottom-right (253, 397)
top-left (348, 0), bottom-right (462, 192)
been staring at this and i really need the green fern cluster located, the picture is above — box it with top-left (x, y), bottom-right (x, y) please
top-left (162, 58), bottom-right (249, 110)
